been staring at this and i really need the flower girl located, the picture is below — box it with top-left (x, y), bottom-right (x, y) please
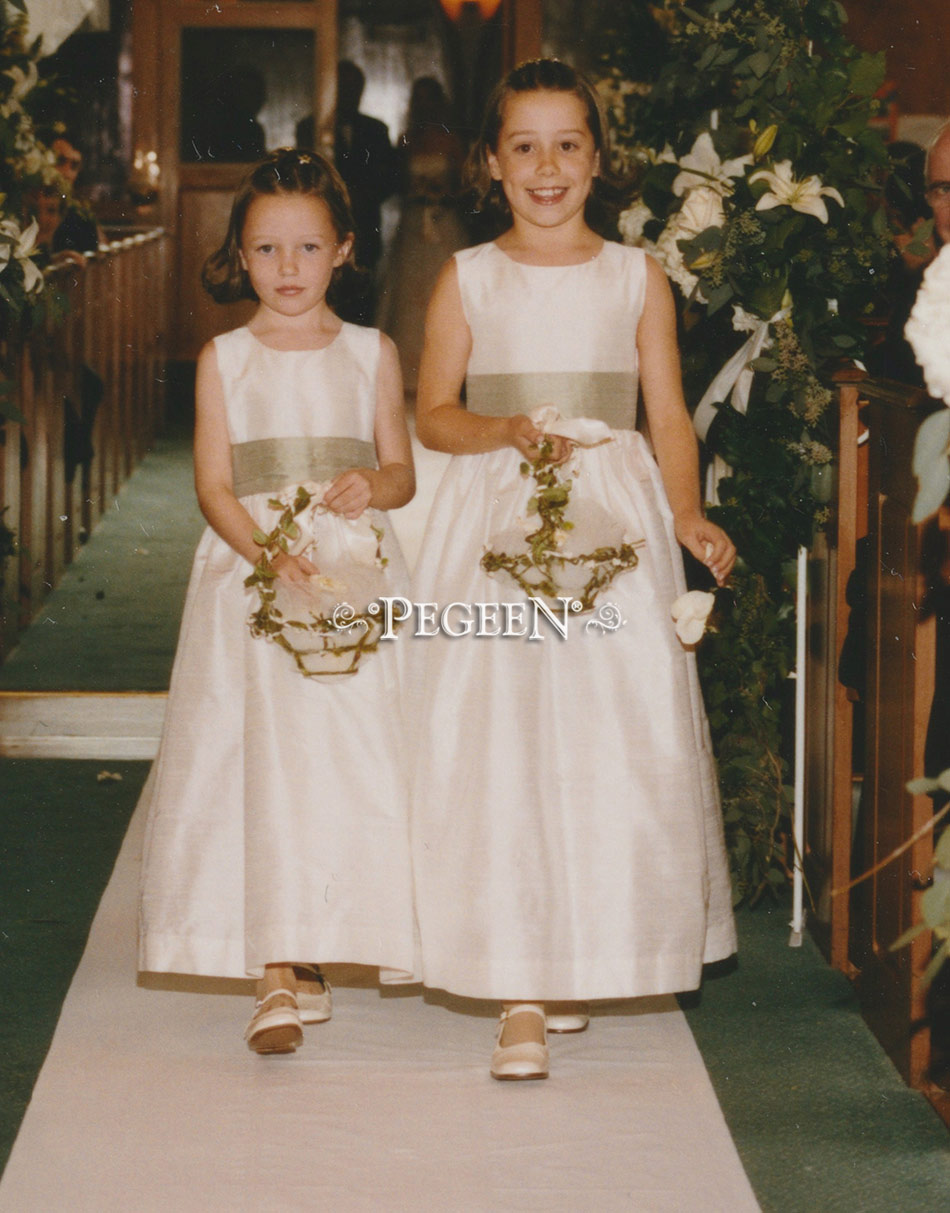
top-left (410, 60), bottom-right (737, 1080)
top-left (138, 150), bottom-right (417, 1054)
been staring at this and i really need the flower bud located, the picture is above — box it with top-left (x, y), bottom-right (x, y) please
top-left (753, 124), bottom-right (778, 159)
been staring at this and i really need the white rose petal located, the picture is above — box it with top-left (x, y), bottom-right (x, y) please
top-left (671, 589), bottom-right (716, 645)
top-left (905, 245), bottom-right (950, 405)
top-left (618, 200), bottom-right (653, 246)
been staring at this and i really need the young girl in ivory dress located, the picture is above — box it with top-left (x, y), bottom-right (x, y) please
top-left (410, 60), bottom-right (738, 1080)
top-left (138, 150), bottom-right (417, 1054)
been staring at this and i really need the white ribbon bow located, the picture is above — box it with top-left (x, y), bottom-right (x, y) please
top-left (692, 307), bottom-right (790, 503)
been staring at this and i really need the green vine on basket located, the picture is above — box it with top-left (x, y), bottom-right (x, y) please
top-left (480, 438), bottom-right (643, 613)
top-left (244, 485), bottom-right (393, 678)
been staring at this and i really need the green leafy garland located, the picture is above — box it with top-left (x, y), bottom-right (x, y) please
top-left (480, 439), bottom-right (643, 612)
top-left (600, 0), bottom-right (894, 902)
top-left (245, 486), bottom-right (391, 678)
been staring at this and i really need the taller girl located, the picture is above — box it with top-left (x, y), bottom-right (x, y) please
top-left (411, 60), bottom-right (737, 1080)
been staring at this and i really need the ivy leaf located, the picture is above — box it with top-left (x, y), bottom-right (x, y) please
top-left (922, 938), bottom-right (950, 987)
top-left (910, 409), bottom-right (950, 523)
top-left (703, 282), bottom-right (734, 315)
top-left (935, 827), bottom-right (950, 870)
top-left (921, 878), bottom-right (950, 930)
top-left (252, 529), bottom-right (270, 547)
top-left (847, 52), bottom-right (886, 100)
top-left (905, 218), bottom-right (934, 262)
top-left (907, 775), bottom-right (940, 796)
top-left (743, 49), bottom-right (776, 79)
top-left (890, 922), bottom-right (928, 951)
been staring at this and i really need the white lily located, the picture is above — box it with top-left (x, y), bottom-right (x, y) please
top-left (0, 62), bottom-right (38, 117)
top-left (4, 62), bottom-right (39, 102)
top-left (673, 132), bottom-right (752, 197)
top-left (671, 590), bottom-right (716, 645)
top-left (0, 217), bottom-right (43, 294)
top-left (749, 160), bottom-right (844, 224)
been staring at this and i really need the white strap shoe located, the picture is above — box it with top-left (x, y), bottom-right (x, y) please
top-left (244, 987), bottom-right (303, 1054)
top-left (491, 1003), bottom-right (549, 1081)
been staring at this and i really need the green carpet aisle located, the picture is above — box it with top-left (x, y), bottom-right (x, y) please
top-left (683, 907), bottom-right (950, 1211)
top-left (0, 760), bottom-right (148, 1170)
top-left (0, 428), bottom-right (205, 693)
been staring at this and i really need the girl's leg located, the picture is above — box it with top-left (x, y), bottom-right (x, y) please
top-left (245, 962), bottom-right (303, 1055)
top-left (491, 1002), bottom-right (549, 1081)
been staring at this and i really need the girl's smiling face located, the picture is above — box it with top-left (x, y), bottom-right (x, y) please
top-left (487, 90), bottom-right (599, 232)
top-left (239, 193), bottom-right (351, 317)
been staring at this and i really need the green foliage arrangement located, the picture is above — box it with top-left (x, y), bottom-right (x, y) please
top-left (1, 2), bottom-right (49, 370)
top-left (1, 2), bottom-right (54, 568)
top-left (599, 0), bottom-right (894, 902)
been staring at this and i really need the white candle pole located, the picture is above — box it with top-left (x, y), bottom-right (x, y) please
top-left (789, 543), bottom-right (807, 946)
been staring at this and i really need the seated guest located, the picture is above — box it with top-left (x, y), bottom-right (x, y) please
top-left (926, 119), bottom-right (950, 247)
top-left (49, 130), bottom-right (104, 254)
top-left (865, 122), bottom-right (950, 384)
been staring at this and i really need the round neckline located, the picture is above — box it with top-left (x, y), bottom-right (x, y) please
top-left (489, 239), bottom-right (607, 269)
top-left (243, 322), bottom-right (346, 353)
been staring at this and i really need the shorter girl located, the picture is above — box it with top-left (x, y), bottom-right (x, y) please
top-left (138, 150), bottom-right (417, 1053)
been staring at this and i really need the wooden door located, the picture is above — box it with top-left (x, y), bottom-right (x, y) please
top-left (132, 1), bottom-right (337, 360)
top-left (854, 385), bottom-right (937, 1086)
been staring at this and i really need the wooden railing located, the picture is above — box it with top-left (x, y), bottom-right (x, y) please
top-left (0, 227), bottom-right (167, 660)
top-left (806, 375), bottom-right (947, 1113)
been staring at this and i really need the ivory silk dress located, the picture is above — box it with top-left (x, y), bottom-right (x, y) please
top-left (138, 323), bottom-right (416, 982)
top-left (410, 241), bottom-right (736, 1000)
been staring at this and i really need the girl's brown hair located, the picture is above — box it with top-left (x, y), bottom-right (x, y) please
top-left (463, 59), bottom-right (629, 236)
top-left (202, 148), bottom-right (357, 303)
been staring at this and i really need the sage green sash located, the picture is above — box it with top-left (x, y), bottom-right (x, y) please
top-left (466, 371), bottom-right (637, 430)
top-left (231, 436), bottom-right (375, 497)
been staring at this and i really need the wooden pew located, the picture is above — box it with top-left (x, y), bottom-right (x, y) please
top-left (0, 228), bottom-right (168, 661)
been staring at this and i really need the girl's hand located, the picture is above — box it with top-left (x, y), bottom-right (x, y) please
top-left (676, 515), bottom-right (736, 586)
top-left (271, 550), bottom-right (319, 587)
top-left (505, 415), bottom-right (573, 465)
top-left (323, 469), bottom-right (374, 519)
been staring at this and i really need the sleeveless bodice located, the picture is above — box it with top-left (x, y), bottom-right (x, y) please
top-left (213, 323), bottom-right (379, 496)
top-left (455, 241), bottom-right (647, 429)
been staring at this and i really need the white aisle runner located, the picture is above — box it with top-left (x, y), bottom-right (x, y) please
top-left (0, 801), bottom-right (758, 1212)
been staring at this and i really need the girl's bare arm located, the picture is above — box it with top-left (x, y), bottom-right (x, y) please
top-left (414, 260), bottom-right (568, 461)
top-left (637, 255), bottom-right (735, 585)
top-left (322, 334), bottom-right (415, 518)
top-left (193, 341), bottom-right (316, 584)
